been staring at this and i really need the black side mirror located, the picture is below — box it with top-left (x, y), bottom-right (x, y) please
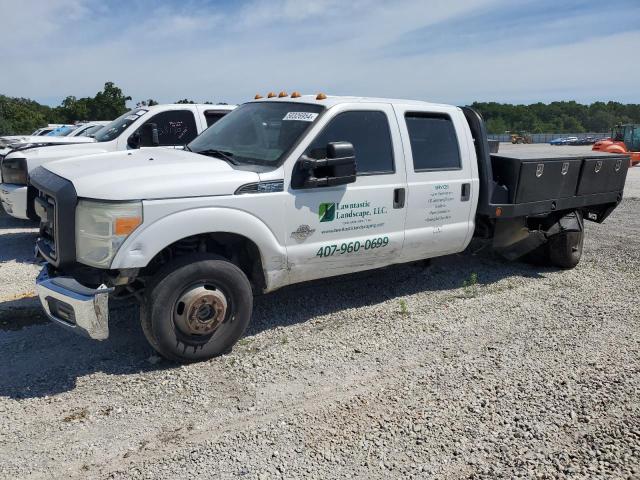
top-left (139, 122), bottom-right (159, 147)
top-left (297, 141), bottom-right (357, 188)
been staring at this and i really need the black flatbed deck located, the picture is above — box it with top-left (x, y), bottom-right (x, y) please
top-left (460, 106), bottom-right (629, 222)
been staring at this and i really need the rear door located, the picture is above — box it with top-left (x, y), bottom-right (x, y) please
top-left (393, 105), bottom-right (478, 262)
top-left (284, 103), bottom-right (407, 284)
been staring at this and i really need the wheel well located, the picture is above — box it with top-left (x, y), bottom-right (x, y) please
top-left (143, 233), bottom-right (266, 292)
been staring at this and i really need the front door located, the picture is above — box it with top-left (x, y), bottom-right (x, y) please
top-left (284, 104), bottom-right (407, 284)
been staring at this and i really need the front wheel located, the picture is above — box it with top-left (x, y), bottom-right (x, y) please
top-left (142, 253), bottom-right (253, 363)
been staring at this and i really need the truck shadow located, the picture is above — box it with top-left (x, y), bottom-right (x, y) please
top-left (0, 231), bottom-right (39, 263)
top-left (249, 250), bottom-right (549, 336)
top-left (0, 250), bottom-right (551, 400)
top-left (0, 209), bottom-right (38, 229)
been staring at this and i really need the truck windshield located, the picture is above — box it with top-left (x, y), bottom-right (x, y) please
top-left (46, 126), bottom-right (76, 137)
top-left (93, 109), bottom-right (148, 143)
top-left (188, 102), bottom-right (324, 166)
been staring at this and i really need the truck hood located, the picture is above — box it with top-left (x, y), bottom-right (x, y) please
top-left (4, 136), bottom-right (95, 147)
top-left (8, 142), bottom-right (114, 172)
top-left (43, 149), bottom-right (260, 200)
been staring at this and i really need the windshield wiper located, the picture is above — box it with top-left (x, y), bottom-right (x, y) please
top-left (196, 149), bottom-right (238, 165)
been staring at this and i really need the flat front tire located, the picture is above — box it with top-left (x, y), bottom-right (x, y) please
top-left (142, 253), bottom-right (253, 363)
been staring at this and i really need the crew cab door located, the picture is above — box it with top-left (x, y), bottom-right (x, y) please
top-left (393, 105), bottom-right (478, 262)
top-left (284, 104), bottom-right (407, 284)
top-left (122, 109), bottom-right (201, 150)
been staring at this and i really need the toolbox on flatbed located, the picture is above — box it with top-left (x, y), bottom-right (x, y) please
top-left (485, 150), bottom-right (629, 220)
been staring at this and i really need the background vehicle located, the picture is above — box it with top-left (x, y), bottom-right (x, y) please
top-left (510, 131), bottom-right (533, 144)
top-left (0, 124), bottom-right (69, 148)
top-left (0, 104), bottom-right (235, 220)
top-left (30, 94), bottom-right (629, 363)
top-left (0, 121), bottom-right (111, 156)
top-left (592, 124), bottom-right (640, 166)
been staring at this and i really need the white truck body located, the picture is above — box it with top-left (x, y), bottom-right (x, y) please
top-left (0, 104), bottom-right (235, 219)
top-left (29, 95), bottom-right (628, 362)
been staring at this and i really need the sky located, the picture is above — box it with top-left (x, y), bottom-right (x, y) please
top-left (1, 0), bottom-right (639, 107)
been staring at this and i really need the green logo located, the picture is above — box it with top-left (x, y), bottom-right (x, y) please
top-left (319, 202), bottom-right (336, 222)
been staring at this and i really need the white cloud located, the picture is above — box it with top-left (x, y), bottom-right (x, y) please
top-left (0, 0), bottom-right (638, 106)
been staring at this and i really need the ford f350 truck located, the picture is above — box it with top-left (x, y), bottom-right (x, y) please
top-left (0, 104), bottom-right (235, 220)
top-left (30, 94), bottom-right (629, 362)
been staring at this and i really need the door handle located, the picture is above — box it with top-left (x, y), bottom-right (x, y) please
top-left (461, 183), bottom-right (471, 202)
top-left (393, 188), bottom-right (405, 208)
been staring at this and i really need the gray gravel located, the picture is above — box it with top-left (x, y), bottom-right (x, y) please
top-left (1, 160), bottom-right (639, 479)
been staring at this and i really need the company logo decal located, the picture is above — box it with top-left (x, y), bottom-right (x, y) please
top-left (319, 202), bottom-right (336, 222)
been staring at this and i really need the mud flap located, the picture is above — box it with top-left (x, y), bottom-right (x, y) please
top-left (492, 211), bottom-right (583, 261)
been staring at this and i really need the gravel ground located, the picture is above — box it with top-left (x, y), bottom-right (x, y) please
top-left (0, 151), bottom-right (639, 479)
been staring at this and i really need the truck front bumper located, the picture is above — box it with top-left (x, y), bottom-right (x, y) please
top-left (36, 266), bottom-right (112, 340)
top-left (0, 183), bottom-right (29, 219)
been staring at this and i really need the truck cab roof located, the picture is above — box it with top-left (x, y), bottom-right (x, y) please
top-left (251, 94), bottom-right (454, 110)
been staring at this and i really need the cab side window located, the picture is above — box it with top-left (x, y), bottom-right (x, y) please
top-left (204, 111), bottom-right (227, 127)
top-left (144, 110), bottom-right (198, 146)
top-left (306, 111), bottom-right (394, 175)
top-left (405, 113), bottom-right (461, 171)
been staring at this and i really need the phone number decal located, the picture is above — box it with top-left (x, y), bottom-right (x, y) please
top-left (316, 236), bottom-right (389, 258)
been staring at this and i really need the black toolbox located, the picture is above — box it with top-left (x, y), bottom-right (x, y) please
top-left (491, 154), bottom-right (582, 204)
top-left (491, 150), bottom-right (629, 206)
top-left (577, 156), bottom-right (628, 195)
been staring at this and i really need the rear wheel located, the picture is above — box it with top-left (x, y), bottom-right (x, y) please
top-left (547, 230), bottom-right (584, 269)
top-left (141, 253), bottom-right (253, 363)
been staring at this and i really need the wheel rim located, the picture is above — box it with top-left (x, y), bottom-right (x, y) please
top-left (173, 285), bottom-right (228, 337)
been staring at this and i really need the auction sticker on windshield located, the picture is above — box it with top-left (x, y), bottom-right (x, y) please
top-left (283, 112), bottom-right (318, 122)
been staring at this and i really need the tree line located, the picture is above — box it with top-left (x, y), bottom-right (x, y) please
top-left (471, 101), bottom-right (640, 134)
top-left (0, 82), bottom-right (218, 135)
top-left (1, 82), bottom-right (639, 135)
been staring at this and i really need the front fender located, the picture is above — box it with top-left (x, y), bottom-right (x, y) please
top-left (111, 206), bottom-right (288, 291)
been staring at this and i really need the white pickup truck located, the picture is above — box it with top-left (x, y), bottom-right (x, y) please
top-left (30, 94), bottom-right (629, 362)
top-left (0, 122), bottom-right (110, 156)
top-left (0, 104), bottom-right (234, 220)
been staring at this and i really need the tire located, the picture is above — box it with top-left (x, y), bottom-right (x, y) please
top-left (141, 253), bottom-right (253, 363)
top-left (547, 231), bottom-right (584, 269)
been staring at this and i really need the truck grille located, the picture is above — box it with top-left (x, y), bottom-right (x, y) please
top-left (35, 192), bottom-right (57, 260)
top-left (29, 166), bottom-right (78, 268)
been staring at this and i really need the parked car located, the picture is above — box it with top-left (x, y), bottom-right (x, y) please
top-left (0, 122), bottom-right (110, 158)
top-left (0, 104), bottom-right (235, 220)
top-left (29, 94), bottom-right (629, 362)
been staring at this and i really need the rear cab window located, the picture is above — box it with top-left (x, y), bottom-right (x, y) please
top-left (204, 111), bottom-right (228, 127)
top-left (405, 113), bottom-right (461, 171)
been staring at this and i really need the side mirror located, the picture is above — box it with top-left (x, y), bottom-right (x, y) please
top-left (297, 141), bottom-right (356, 188)
top-left (139, 122), bottom-right (159, 147)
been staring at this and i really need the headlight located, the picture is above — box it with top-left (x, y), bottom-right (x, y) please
top-left (76, 200), bottom-right (143, 268)
top-left (1, 157), bottom-right (28, 184)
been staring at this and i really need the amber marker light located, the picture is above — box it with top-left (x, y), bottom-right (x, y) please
top-left (495, 207), bottom-right (503, 217)
top-left (291, 91), bottom-right (301, 98)
top-left (316, 93), bottom-right (327, 100)
top-left (278, 91), bottom-right (288, 98)
top-left (254, 94), bottom-right (263, 99)
top-left (267, 92), bottom-right (277, 98)
top-left (115, 216), bottom-right (142, 236)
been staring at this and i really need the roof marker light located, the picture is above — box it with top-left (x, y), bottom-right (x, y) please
top-left (267, 92), bottom-right (277, 98)
top-left (291, 91), bottom-right (301, 98)
top-left (316, 93), bottom-right (327, 100)
top-left (254, 94), bottom-right (263, 99)
top-left (278, 91), bottom-right (288, 98)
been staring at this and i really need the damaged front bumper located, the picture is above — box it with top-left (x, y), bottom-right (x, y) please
top-left (36, 266), bottom-right (113, 340)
